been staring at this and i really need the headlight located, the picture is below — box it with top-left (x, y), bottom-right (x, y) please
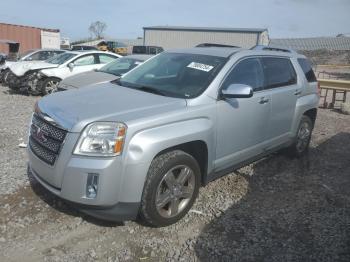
top-left (74, 122), bottom-right (127, 157)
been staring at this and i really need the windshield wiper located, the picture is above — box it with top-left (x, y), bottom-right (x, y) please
top-left (137, 86), bottom-right (167, 96)
top-left (111, 80), bottom-right (167, 96)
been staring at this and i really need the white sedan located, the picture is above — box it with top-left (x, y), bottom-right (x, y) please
top-left (7, 51), bottom-right (121, 94)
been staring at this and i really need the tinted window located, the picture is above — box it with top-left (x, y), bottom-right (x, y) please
top-left (133, 46), bottom-right (146, 54)
top-left (222, 58), bottom-right (264, 91)
top-left (297, 58), bottom-right (317, 82)
top-left (261, 57), bottom-right (297, 89)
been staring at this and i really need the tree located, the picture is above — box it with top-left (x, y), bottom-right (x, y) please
top-left (89, 21), bottom-right (107, 39)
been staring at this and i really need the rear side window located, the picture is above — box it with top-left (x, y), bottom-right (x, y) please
top-left (99, 54), bottom-right (117, 64)
top-left (261, 57), bottom-right (297, 89)
top-left (222, 58), bottom-right (264, 91)
top-left (297, 58), bottom-right (317, 82)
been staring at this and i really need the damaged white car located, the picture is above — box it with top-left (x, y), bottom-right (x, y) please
top-left (6, 51), bottom-right (121, 94)
top-left (0, 49), bottom-right (65, 83)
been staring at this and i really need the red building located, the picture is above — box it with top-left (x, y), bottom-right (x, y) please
top-left (0, 22), bottom-right (60, 54)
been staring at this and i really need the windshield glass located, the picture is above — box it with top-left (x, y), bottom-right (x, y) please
top-left (117, 52), bottom-right (226, 98)
top-left (46, 52), bottom-right (77, 64)
top-left (19, 49), bottom-right (36, 60)
top-left (99, 57), bottom-right (144, 76)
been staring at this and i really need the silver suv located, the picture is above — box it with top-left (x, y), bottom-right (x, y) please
top-left (27, 46), bottom-right (319, 227)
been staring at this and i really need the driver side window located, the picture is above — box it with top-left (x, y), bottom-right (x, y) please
top-left (222, 58), bottom-right (264, 92)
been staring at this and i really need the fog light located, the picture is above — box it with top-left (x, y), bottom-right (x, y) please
top-left (86, 173), bottom-right (99, 199)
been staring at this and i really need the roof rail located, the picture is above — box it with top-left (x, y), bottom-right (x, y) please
top-left (196, 43), bottom-right (241, 48)
top-left (251, 45), bottom-right (297, 53)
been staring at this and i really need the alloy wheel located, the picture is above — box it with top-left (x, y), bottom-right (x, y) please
top-left (155, 165), bottom-right (195, 218)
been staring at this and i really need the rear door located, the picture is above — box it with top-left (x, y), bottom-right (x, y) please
top-left (261, 57), bottom-right (299, 147)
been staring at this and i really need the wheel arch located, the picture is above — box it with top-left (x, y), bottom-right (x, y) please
top-left (154, 140), bottom-right (209, 186)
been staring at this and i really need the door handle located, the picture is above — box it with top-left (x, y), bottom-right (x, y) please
top-left (294, 90), bottom-right (302, 95)
top-left (259, 97), bottom-right (269, 104)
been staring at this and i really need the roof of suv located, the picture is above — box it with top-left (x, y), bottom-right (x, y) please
top-left (170, 47), bottom-right (241, 58)
top-left (169, 46), bottom-right (305, 59)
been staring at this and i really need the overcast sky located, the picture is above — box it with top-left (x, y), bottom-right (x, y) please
top-left (1, 0), bottom-right (349, 40)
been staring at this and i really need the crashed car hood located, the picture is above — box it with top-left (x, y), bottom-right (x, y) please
top-left (9, 61), bottom-right (58, 76)
top-left (38, 82), bottom-right (187, 132)
top-left (60, 71), bottom-right (118, 89)
top-left (0, 61), bottom-right (14, 70)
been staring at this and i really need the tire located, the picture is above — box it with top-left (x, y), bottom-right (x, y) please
top-left (41, 77), bottom-right (61, 95)
top-left (140, 150), bottom-right (201, 227)
top-left (286, 115), bottom-right (313, 158)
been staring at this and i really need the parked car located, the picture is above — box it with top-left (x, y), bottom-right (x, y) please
top-left (57, 54), bottom-right (152, 91)
top-left (132, 45), bottom-right (163, 55)
top-left (28, 46), bottom-right (319, 226)
top-left (0, 49), bottom-right (65, 84)
top-left (6, 51), bottom-right (121, 94)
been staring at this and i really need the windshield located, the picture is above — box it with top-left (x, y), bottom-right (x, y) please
top-left (99, 57), bottom-right (144, 76)
top-left (117, 52), bottom-right (226, 98)
top-left (46, 52), bottom-right (77, 64)
top-left (19, 49), bottom-right (36, 60)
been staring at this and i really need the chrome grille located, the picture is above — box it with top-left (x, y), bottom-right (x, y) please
top-left (29, 113), bottom-right (67, 165)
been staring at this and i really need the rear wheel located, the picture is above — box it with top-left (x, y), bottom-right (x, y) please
top-left (140, 150), bottom-right (201, 227)
top-left (287, 115), bottom-right (313, 157)
top-left (41, 77), bottom-right (61, 95)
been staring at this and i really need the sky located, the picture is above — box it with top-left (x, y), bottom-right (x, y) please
top-left (1, 0), bottom-right (349, 41)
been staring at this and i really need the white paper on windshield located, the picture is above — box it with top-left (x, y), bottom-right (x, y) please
top-left (135, 61), bottom-right (142, 65)
top-left (187, 62), bottom-right (214, 72)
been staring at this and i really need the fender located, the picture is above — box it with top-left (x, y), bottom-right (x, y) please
top-left (291, 93), bottom-right (319, 136)
top-left (117, 118), bottom-right (214, 203)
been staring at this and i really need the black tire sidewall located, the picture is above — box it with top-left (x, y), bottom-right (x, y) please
top-left (292, 115), bottom-right (313, 157)
top-left (140, 150), bottom-right (201, 227)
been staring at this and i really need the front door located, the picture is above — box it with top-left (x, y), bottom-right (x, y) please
top-left (215, 57), bottom-right (270, 171)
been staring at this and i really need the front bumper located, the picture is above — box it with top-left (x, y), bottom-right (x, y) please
top-left (28, 161), bottom-right (140, 221)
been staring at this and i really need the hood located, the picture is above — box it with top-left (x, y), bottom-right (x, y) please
top-left (38, 82), bottom-right (187, 132)
top-left (60, 70), bottom-right (118, 89)
top-left (0, 61), bottom-right (14, 70)
top-left (9, 61), bottom-right (58, 76)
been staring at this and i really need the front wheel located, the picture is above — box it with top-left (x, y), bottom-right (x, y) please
top-left (140, 150), bottom-right (201, 227)
top-left (287, 115), bottom-right (313, 157)
top-left (41, 77), bottom-right (61, 95)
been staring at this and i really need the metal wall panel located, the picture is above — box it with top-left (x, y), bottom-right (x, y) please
top-left (41, 30), bottom-right (60, 49)
top-left (144, 29), bottom-right (260, 49)
top-left (0, 23), bottom-right (41, 54)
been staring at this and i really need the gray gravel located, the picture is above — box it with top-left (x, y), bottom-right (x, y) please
top-left (0, 83), bottom-right (350, 261)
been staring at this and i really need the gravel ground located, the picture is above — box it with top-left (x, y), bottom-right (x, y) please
top-left (0, 84), bottom-right (350, 262)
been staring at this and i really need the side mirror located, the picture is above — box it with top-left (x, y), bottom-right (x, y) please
top-left (221, 84), bottom-right (253, 99)
top-left (68, 63), bottom-right (75, 70)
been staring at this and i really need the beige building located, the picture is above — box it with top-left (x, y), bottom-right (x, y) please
top-left (143, 26), bottom-right (269, 50)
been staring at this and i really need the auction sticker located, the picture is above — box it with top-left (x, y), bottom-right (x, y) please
top-left (187, 62), bottom-right (214, 72)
